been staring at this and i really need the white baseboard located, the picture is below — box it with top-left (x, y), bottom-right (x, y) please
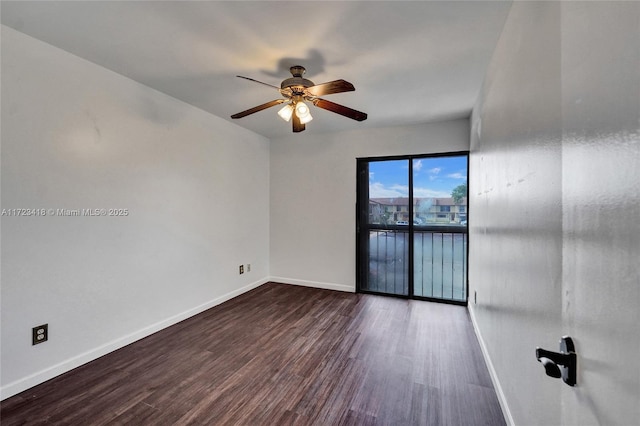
top-left (468, 305), bottom-right (515, 426)
top-left (269, 276), bottom-right (355, 293)
top-left (0, 277), bottom-right (269, 401)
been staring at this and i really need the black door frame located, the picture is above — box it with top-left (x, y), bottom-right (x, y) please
top-left (356, 151), bottom-right (469, 306)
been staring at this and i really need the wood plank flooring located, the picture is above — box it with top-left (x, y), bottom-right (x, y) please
top-left (1, 283), bottom-right (505, 425)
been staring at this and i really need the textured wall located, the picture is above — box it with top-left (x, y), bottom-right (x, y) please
top-left (470, 2), bottom-right (639, 425)
top-left (469, 2), bottom-right (563, 424)
top-left (560, 2), bottom-right (640, 425)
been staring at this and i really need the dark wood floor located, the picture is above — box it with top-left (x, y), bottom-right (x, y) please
top-left (1, 283), bottom-right (505, 425)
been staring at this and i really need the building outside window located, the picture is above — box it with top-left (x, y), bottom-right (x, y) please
top-left (369, 197), bottom-right (467, 225)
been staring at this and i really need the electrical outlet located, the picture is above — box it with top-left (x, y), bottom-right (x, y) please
top-left (239, 265), bottom-right (244, 274)
top-left (32, 324), bottom-right (48, 345)
top-left (247, 264), bottom-right (251, 272)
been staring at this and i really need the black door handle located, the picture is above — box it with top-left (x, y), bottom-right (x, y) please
top-left (535, 336), bottom-right (577, 386)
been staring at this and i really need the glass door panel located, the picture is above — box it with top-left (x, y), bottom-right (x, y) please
top-left (362, 159), bottom-right (409, 296)
top-left (412, 156), bottom-right (468, 302)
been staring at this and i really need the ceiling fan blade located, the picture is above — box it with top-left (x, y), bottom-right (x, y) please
top-left (312, 98), bottom-right (368, 121)
top-left (305, 79), bottom-right (355, 97)
top-left (236, 75), bottom-right (281, 90)
top-left (292, 113), bottom-right (306, 132)
top-left (231, 99), bottom-right (286, 119)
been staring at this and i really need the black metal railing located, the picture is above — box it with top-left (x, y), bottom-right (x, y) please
top-left (414, 230), bottom-right (467, 301)
top-left (365, 228), bottom-right (467, 302)
top-left (367, 230), bottom-right (409, 296)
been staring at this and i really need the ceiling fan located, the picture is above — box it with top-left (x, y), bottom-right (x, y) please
top-left (231, 65), bottom-right (367, 133)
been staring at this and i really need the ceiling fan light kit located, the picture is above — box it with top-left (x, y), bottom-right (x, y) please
top-left (231, 65), bottom-right (367, 133)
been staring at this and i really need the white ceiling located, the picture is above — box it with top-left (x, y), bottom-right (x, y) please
top-left (1, 1), bottom-right (512, 139)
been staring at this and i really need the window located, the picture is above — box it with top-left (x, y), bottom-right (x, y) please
top-left (357, 152), bottom-right (469, 304)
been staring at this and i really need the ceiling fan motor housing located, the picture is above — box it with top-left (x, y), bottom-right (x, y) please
top-left (281, 65), bottom-right (314, 92)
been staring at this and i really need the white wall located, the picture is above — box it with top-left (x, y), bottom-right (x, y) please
top-left (270, 120), bottom-right (469, 291)
top-left (469, 2), bottom-right (562, 424)
top-left (470, 2), bottom-right (639, 425)
top-left (560, 2), bottom-right (639, 425)
top-left (1, 26), bottom-right (270, 399)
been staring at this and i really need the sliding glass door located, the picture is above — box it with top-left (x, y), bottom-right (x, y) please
top-left (356, 153), bottom-right (468, 304)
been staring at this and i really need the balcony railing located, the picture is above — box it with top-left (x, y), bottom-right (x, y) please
top-left (368, 230), bottom-right (410, 296)
top-left (367, 228), bottom-right (467, 302)
top-left (414, 231), bottom-right (467, 301)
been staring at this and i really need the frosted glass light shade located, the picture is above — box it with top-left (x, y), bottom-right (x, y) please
top-left (295, 101), bottom-right (313, 124)
top-left (278, 104), bottom-right (294, 122)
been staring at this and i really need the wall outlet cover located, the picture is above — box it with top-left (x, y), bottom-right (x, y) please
top-left (32, 324), bottom-right (48, 345)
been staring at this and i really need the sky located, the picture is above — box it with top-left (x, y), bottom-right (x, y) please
top-left (369, 155), bottom-right (467, 199)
